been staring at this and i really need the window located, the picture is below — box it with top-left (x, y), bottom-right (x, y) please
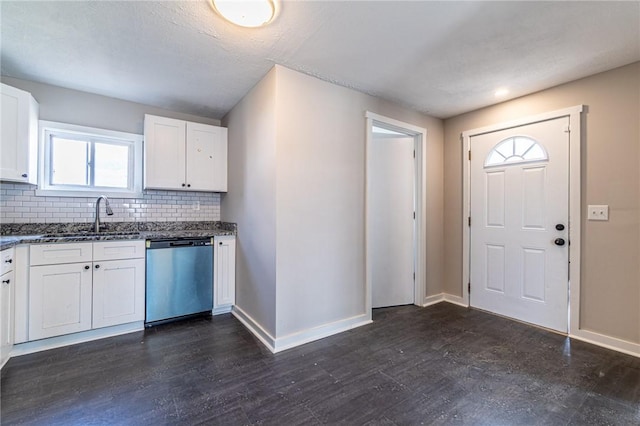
top-left (484, 136), bottom-right (548, 167)
top-left (37, 121), bottom-right (143, 197)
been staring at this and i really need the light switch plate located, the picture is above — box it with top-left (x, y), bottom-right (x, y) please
top-left (588, 205), bottom-right (609, 221)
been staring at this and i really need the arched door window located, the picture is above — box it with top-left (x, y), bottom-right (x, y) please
top-left (484, 136), bottom-right (548, 167)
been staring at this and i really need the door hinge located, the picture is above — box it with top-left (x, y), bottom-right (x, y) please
top-left (460, 134), bottom-right (464, 143)
top-left (413, 272), bottom-right (416, 281)
top-left (413, 211), bottom-right (416, 219)
top-left (564, 126), bottom-right (570, 133)
top-left (413, 150), bottom-right (416, 158)
top-left (468, 151), bottom-right (471, 161)
top-left (468, 216), bottom-right (471, 227)
top-left (468, 282), bottom-right (471, 293)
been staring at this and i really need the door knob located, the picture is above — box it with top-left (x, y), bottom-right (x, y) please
top-left (555, 224), bottom-right (565, 231)
top-left (554, 238), bottom-right (566, 246)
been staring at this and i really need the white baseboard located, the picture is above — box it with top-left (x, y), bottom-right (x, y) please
top-left (443, 293), bottom-right (468, 307)
top-left (232, 306), bottom-right (372, 354)
top-left (11, 321), bottom-right (144, 357)
top-left (422, 293), bottom-right (445, 307)
top-left (212, 305), bottom-right (233, 315)
top-left (231, 305), bottom-right (277, 352)
top-left (570, 329), bottom-right (640, 359)
top-left (273, 314), bottom-right (372, 353)
top-left (422, 293), bottom-right (468, 308)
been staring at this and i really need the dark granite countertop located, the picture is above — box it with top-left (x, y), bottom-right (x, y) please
top-left (0, 221), bottom-right (237, 251)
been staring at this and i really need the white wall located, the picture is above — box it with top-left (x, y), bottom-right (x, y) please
top-left (222, 69), bottom-right (278, 337)
top-left (224, 65), bottom-right (444, 346)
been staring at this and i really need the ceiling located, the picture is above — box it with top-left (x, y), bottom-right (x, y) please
top-left (1, 1), bottom-right (639, 120)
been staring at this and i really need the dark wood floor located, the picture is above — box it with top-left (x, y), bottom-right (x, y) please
top-left (1, 303), bottom-right (639, 425)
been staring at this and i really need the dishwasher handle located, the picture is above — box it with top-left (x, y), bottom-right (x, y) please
top-left (169, 241), bottom-right (195, 247)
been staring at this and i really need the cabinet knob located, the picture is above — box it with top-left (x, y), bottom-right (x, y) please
top-left (2, 279), bottom-right (10, 285)
top-left (95, 264), bottom-right (100, 269)
top-left (21, 173), bottom-right (28, 178)
top-left (84, 265), bottom-right (90, 270)
top-left (4, 259), bottom-right (12, 264)
top-left (182, 183), bottom-right (186, 187)
top-left (187, 184), bottom-right (191, 188)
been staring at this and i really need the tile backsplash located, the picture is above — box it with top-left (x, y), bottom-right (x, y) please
top-left (0, 182), bottom-right (221, 223)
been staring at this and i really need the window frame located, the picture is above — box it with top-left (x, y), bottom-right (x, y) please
top-left (483, 135), bottom-right (549, 168)
top-left (37, 121), bottom-right (143, 198)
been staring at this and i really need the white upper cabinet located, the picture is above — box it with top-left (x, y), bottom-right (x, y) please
top-left (0, 83), bottom-right (38, 184)
top-left (144, 114), bottom-right (227, 192)
top-left (186, 122), bottom-right (228, 192)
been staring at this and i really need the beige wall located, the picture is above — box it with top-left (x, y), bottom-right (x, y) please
top-left (224, 65), bottom-right (444, 342)
top-left (222, 69), bottom-right (278, 336)
top-left (443, 62), bottom-right (640, 343)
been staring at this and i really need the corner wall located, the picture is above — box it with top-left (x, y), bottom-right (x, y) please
top-left (223, 65), bottom-right (444, 349)
top-left (443, 62), bottom-right (640, 344)
top-left (221, 69), bottom-right (278, 338)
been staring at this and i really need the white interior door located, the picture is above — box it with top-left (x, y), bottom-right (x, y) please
top-left (470, 117), bottom-right (569, 332)
top-left (371, 131), bottom-right (415, 308)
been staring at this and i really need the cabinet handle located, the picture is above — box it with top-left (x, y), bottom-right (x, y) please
top-left (2, 279), bottom-right (9, 285)
top-left (4, 259), bottom-right (12, 264)
top-left (84, 265), bottom-right (90, 270)
top-left (21, 173), bottom-right (28, 178)
top-left (95, 264), bottom-right (100, 269)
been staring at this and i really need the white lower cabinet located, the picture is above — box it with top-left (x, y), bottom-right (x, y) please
top-left (213, 235), bottom-right (236, 312)
top-left (92, 258), bottom-right (145, 328)
top-left (28, 241), bottom-right (145, 341)
top-left (29, 262), bottom-right (93, 340)
top-left (1, 247), bottom-right (15, 367)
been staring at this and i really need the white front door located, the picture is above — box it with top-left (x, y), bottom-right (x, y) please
top-left (371, 131), bottom-right (415, 308)
top-left (470, 117), bottom-right (569, 332)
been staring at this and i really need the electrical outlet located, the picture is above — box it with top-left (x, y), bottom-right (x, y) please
top-left (587, 205), bottom-right (608, 221)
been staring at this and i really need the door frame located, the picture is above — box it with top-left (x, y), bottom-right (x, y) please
top-left (365, 111), bottom-right (427, 318)
top-left (461, 105), bottom-right (583, 335)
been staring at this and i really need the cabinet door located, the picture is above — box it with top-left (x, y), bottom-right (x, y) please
top-left (0, 270), bottom-right (14, 367)
top-left (213, 236), bottom-right (236, 311)
top-left (92, 258), bottom-right (145, 328)
top-left (0, 84), bottom-right (38, 184)
top-left (186, 122), bottom-right (228, 191)
top-left (144, 114), bottom-right (186, 190)
top-left (29, 263), bottom-right (92, 340)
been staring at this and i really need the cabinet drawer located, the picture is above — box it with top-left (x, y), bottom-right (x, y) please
top-left (30, 243), bottom-right (93, 266)
top-left (93, 240), bottom-right (145, 261)
top-left (1, 248), bottom-right (14, 275)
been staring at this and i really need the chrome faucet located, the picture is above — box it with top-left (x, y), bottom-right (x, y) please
top-left (94, 195), bottom-right (114, 232)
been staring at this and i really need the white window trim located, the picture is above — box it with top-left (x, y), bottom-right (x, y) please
top-left (36, 121), bottom-right (143, 198)
top-left (484, 135), bottom-right (549, 168)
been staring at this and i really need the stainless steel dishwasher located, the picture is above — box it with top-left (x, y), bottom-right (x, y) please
top-left (145, 237), bottom-right (213, 325)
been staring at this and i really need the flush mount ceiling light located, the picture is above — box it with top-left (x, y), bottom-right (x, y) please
top-left (211, 0), bottom-right (277, 28)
